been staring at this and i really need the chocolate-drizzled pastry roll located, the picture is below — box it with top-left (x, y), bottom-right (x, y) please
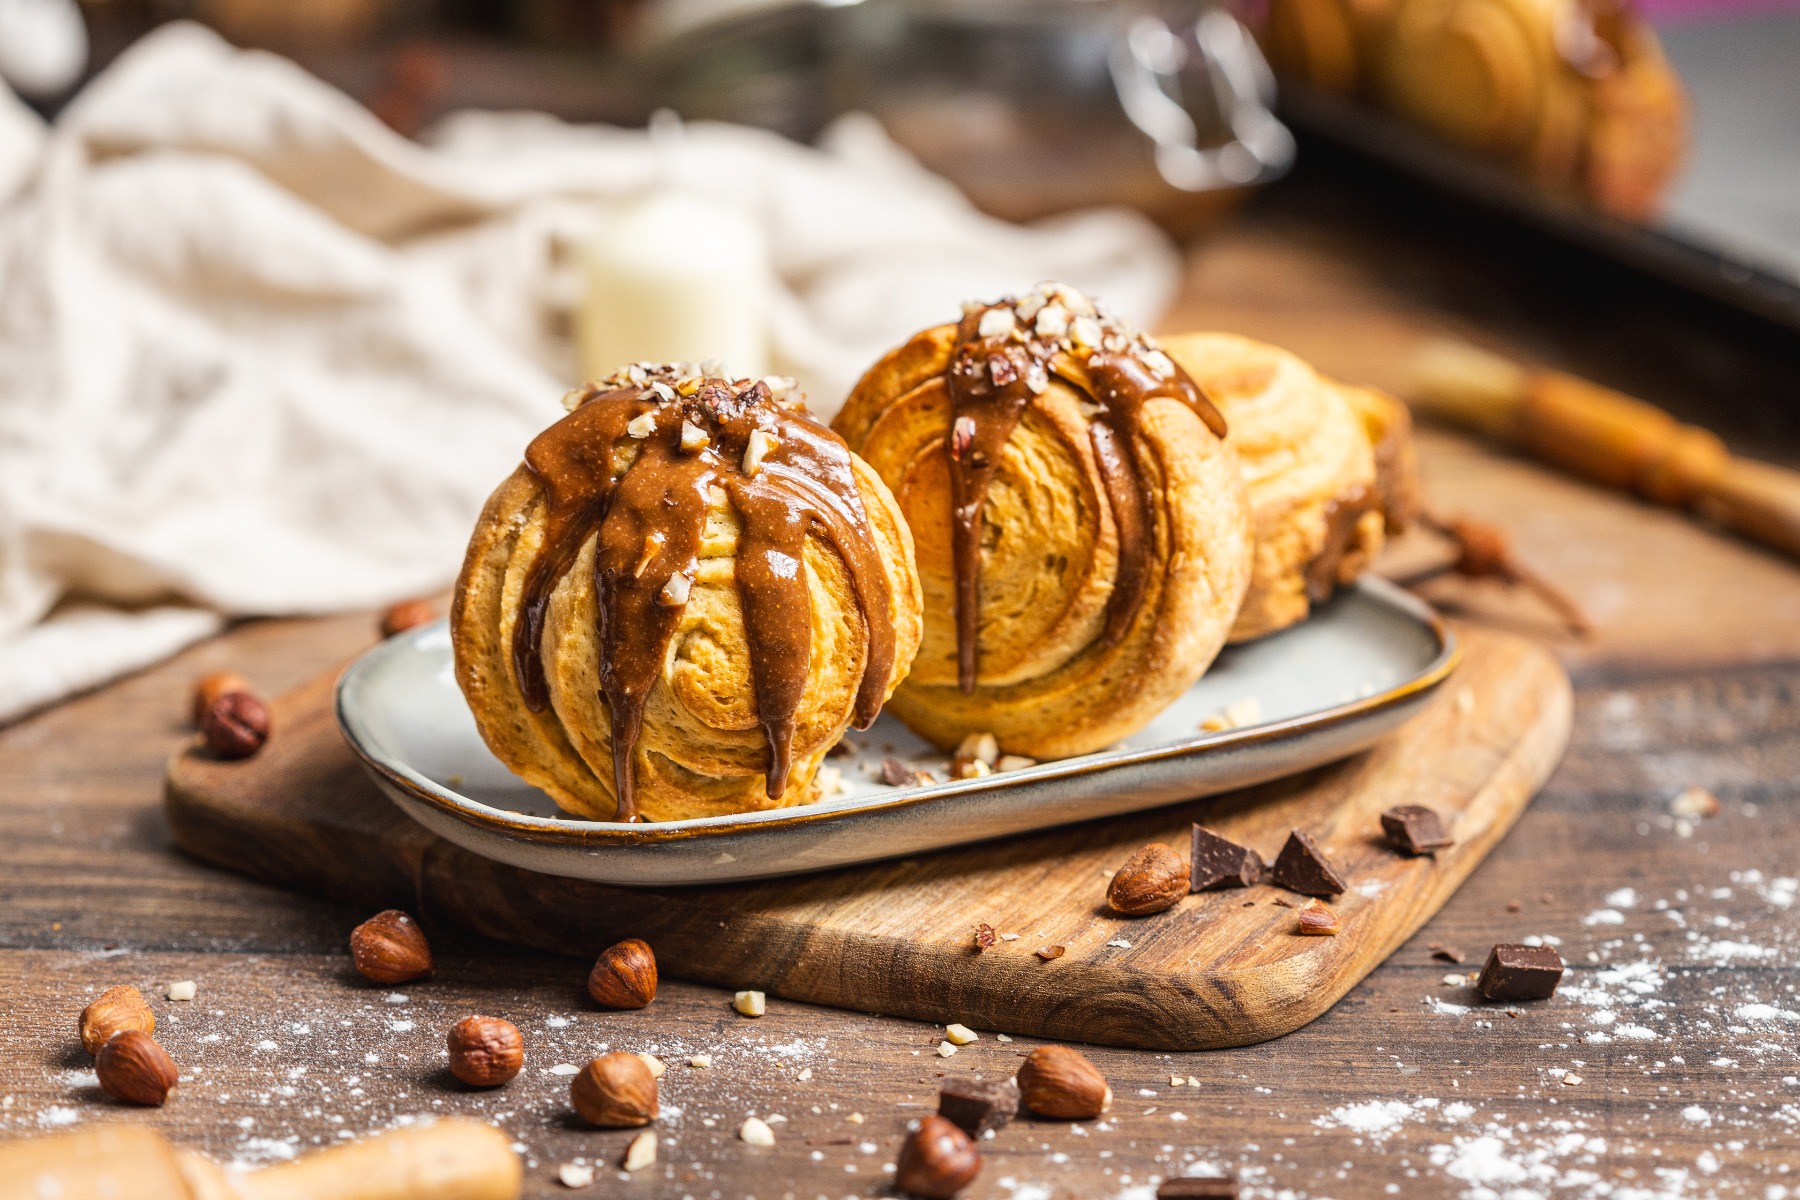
top-left (1160, 332), bottom-right (1416, 642)
top-left (453, 365), bottom-right (922, 822)
top-left (833, 284), bottom-right (1253, 758)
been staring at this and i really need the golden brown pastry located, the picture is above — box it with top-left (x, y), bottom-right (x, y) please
top-left (1160, 332), bottom-right (1413, 642)
top-left (453, 365), bottom-right (922, 822)
top-left (1263, 0), bottom-right (1686, 219)
top-left (833, 285), bottom-right (1253, 758)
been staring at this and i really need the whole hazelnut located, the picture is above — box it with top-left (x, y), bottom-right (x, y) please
top-left (349, 909), bottom-right (434, 984)
top-left (1016, 1045), bottom-right (1112, 1120)
top-left (79, 985), bottom-right (156, 1056)
top-left (447, 1016), bottom-right (523, 1087)
top-left (96, 1030), bottom-right (179, 1106)
top-left (588, 938), bottom-right (657, 1009)
top-left (895, 1115), bottom-right (981, 1199)
top-left (190, 671), bottom-right (251, 725)
top-left (570, 1051), bottom-right (658, 1128)
top-left (199, 690), bottom-right (271, 760)
top-left (380, 599), bottom-right (437, 638)
top-left (1106, 842), bottom-right (1190, 916)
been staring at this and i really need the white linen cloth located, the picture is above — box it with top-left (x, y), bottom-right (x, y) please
top-left (0, 21), bottom-right (1182, 724)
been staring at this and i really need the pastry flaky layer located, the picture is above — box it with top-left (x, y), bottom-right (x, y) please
top-left (452, 365), bottom-right (922, 823)
top-left (1161, 332), bottom-right (1417, 643)
top-left (834, 284), bottom-right (1253, 759)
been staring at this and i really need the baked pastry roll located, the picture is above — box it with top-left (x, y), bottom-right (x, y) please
top-left (1160, 332), bottom-right (1415, 642)
top-left (453, 365), bottom-right (922, 822)
top-left (833, 285), bottom-right (1253, 758)
top-left (1263, 0), bottom-right (1686, 219)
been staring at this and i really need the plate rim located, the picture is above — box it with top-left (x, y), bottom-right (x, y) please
top-left (336, 577), bottom-right (1459, 848)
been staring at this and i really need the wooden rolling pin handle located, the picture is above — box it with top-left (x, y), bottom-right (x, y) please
top-left (231, 1120), bottom-right (521, 1200)
top-left (1696, 458), bottom-right (1800, 561)
top-left (0, 1120), bottom-right (520, 1200)
top-left (1520, 372), bottom-right (1729, 506)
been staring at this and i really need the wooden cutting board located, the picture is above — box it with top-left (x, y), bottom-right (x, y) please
top-left (163, 622), bottom-right (1569, 1051)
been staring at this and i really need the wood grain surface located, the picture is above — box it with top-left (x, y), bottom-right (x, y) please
top-left (5, 182), bottom-right (1800, 1198)
top-left (163, 627), bottom-right (1570, 1052)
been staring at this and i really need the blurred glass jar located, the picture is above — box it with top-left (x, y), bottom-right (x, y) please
top-left (634, 0), bottom-right (1295, 231)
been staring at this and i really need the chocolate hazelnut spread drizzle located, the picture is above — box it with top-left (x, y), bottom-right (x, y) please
top-left (944, 290), bottom-right (1226, 693)
top-left (512, 370), bottom-right (894, 821)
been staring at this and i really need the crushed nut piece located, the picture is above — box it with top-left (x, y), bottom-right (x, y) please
top-left (1035, 305), bottom-right (1069, 339)
top-left (996, 754), bottom-right (1036, 772)
top-left (945, 1024), bottom-right (978, 1045)
top-left (166, 981), bottom-right (196, 1002)
top-left (1000, 933), bottom-right (1021, 942)
top-left (847, 1112), bottom-right (864, 1124)
top-left (733, 990), bottom-right (767, 1018)
top-left (814, 765), bottom-right (843, 797)
top-left (880, 757), bottom-right (924, 788)
top-left (659, 571), bottom-right (692, 607)
top-left (937, 1041), bottom-right (958, 1058)
top-left (1670, 786), bottom-right (1720, 819)
top-left (637, 1053), bottom-right (665, 1078)
top-left (648, 380), bottom-right (676, 403)
top-left (1142, 348), bottom-right (1176, 377)
top-left (742, 429), bottom-right (779, 476)
top-left (740, 1116), bottom-right (776, 1146)
top-left (680, 420), bottom-right (711, 452)
top-left (689, 1054), bottom-right (712, 1068)
top-left (558, 1162), bottom-right (595, 1188)
top-left (1295, 900), bottom-right (1341, 936)
top-left (1562, 1073), bottom-right (1583, 1086)
top-left (973, 923), bottom-right (997, 952)
top-left (952, 758), bottom-right (992, 780)
top-left (1034, 945), bottom-right (1066, 961)
top-left (797, 1067), bottom-right (813, 1081)
top-left (627, 411), bottom-right (657, 439)
top-left (978, 308), bottom-right (1017, 338)
top-left (622, 1131), bottom-right (657, 1171)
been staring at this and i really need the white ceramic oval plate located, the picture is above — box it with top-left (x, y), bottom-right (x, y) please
top-left (338, 577), bottom-right (1457, 886)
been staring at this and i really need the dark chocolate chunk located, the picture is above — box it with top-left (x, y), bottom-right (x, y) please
top-left (937, 1076), bottom-right (1018, 1137)
top-left (1158, 1176), bottom-right (1239, 1198)
top-left (1190, 825), bottom-right (1266, 892)
top-left (880, 757), bottom-right (919, 787)
top-left (1476, 943), bottom-right (1565, 1001)
top-left (1270, 830), bottom-right (1347, 896)
top-left (1381, 804), bottom-right (1454, 855)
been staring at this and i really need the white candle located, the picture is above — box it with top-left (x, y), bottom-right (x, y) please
top-left (577, 190), bottom-right (771, 382)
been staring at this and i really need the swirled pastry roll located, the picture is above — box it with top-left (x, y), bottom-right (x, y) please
top-left (834, 284), bottom-right (1253, 758)
top-left (1161, 332), bottom-right (1415, 642)
top-left (453, 365), bottom-right (922, 822)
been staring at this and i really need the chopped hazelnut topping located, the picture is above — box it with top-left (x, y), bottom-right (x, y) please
top-left (1142, 348), bottom-right (1177, 377)
top-left (634, 531), bottom-right (666, 578)
top-left (680, 420), bottom-right (711, 452)
top-left (627, 411), bottom-right (657, 439)
top-left (676, 377), bottom-right (703, 397)
top-left (648, 380), bottom-right (676, 403)
top-left (944, 1024), bottom-right (978, 1045)
top-left (742, 429), bottom-right (779, 476)
top-left (1015, 291), bottom-right (1046, 320)
top-left (167, 981), bottom-right (196, 1002)
top-left (977, 308), bottom-right (1017, 338)
top-left (952, 758), bottom-right (992, 780)
top-left (733, 990), bottom-right (767, 1017)
top-left (1070, 316), bottom-right (1103, 349)
top-left (659, 572), bottom-right (692, 607)
top-left (1035, 305), bottom-right (1069, 339)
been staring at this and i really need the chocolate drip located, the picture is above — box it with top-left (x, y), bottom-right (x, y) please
top-left (511, 373), bottom-right (895, 820)
top-left (1304, 485), bottom-right (1378, 604)
top-left (943, 298), bottom-right (1226, 693)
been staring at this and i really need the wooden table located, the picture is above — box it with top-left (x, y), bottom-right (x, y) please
top-left (6, 174), bottom-right (1800, 1199)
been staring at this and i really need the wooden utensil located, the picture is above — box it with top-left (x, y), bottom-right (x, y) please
top-left (1408, 339), bottom-right (1800, 561)
top-left (0, 1119), bottom-right (520, 1200)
